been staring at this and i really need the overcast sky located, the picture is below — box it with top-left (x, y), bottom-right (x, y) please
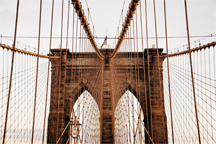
top-left (0, 0), bottom-right (216, 53)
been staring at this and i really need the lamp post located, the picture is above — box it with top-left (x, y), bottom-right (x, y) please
top-left (69, 116), bottom-right (81, 144)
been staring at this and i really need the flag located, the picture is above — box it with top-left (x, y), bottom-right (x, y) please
top-left (100, 36), bottom-right (107, 48)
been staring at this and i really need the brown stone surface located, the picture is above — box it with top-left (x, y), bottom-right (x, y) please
top-left (102, 59), bottom-right (113, 143)
top-left (47, 48), bottom-right (168, 143)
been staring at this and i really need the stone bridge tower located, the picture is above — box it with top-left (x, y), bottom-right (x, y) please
top-left (47, 48), bottom-right (168, 143)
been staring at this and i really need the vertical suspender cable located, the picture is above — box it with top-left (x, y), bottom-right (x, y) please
top-left (144, 0), bottom-right (153, 141)
top-left (56, 0), bottom-right (64, 142)
top-left (2, 44), bottom-right (4, 140)
top-left (31, 0), bottom-right (43, 143)
top-left (129, 25), bottom-right (133, 142)
top-left (134, 11), bottom-right (139, 142)
top-left (57, 0), bottom-right (71, 142)
top-left (60, 0), bottom-right (71, 141)
top-left (42, 0), bottom-right (55, 143)
top-left (66, 0), bottom-right (70, 49)
top-left (163, 0), bottom-right (175, 143)
top-left (69, 8), bottom-right (75, 144)
top-left (126, 32), bottom-right (132, 143)
top-left (184, 1), bottom-right (201, 143)
top-left (131, 19), bottom-right (135, 141)
top-left (139, 2), bottom-right (150, 143)
top-left (135, 11), bottom-right (142, 143)
top-left (3, 0), bottom-right (20, 143)
top-left (70, 10), bottom-right (75, 144)
top-left (152, 0), bottom-right (166, 142)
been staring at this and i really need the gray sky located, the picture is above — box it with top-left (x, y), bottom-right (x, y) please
top-left (0, 0), bottom-right (216, 53)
